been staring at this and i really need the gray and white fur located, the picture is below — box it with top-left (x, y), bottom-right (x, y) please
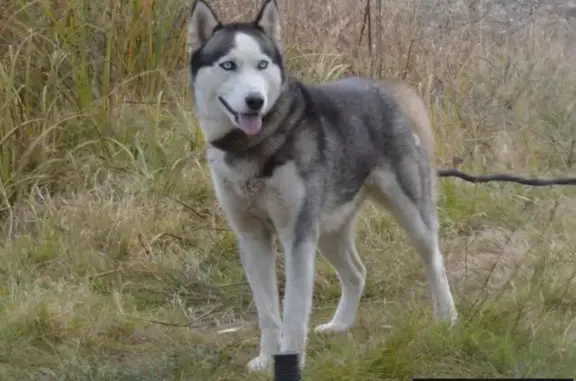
top-left (187, 0), bottom-right (458, 372)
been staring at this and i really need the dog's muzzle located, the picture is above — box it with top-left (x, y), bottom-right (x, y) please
top-left (218, 96), bottom-right (263, 136)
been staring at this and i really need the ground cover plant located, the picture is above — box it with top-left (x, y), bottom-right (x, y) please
top-left (1, 0), bottom-right (576, 379)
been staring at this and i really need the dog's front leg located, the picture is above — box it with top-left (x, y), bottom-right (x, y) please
top-left (210, 176), bottom-right (281, 372)
top-left (236, 227), bottom-right (282, 372)
top-left (277, 209), bottom-right (319, 367)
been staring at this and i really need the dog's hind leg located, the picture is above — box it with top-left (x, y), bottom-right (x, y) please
top-left (314, 217), bottom-right (366, 333)
top-left (368, 166), bottom-right (458, 324)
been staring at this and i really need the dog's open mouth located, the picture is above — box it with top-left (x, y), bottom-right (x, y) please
top-left (218, 96), bottom-right (262, 136)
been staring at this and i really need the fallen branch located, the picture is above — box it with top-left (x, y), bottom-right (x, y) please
top-left (438, 168), bottom-right (576, 186)
top-left (126, 315), bottom-right (198, 328)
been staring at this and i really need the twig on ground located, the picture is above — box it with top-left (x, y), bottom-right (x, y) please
top-left (88, 268), bottom-right (122, 280)
top-left (438, 168), bottom-right (576, 186)
top-left (126, 315), bottom-right (197, 328)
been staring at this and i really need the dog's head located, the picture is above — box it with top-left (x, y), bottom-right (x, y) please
top-left (187, 0), bottom-right (284, 138)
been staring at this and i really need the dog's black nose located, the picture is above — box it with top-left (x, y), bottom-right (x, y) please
top-left (245, 94), bottom-right (264, 111)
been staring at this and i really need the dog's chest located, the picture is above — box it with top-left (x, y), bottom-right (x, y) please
top-left (207, 149), bottom-right (303, 208)
top-left (207, 150), bottom-right (266, 197)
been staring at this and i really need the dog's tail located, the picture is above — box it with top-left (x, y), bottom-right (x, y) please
top-left (385, 80), bottom-right (438, 200)
top-left (385, 80), bottom-right (436, 165)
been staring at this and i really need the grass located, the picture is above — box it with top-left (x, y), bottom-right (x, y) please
top-left (1, 0), bottom-right (576, 379)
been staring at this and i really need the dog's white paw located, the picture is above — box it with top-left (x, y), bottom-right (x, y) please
top-left (314, 321), bottom-right (351, 334)
top-left (247, 355), bottom-right (272, 373)
top-left (447, 313), bottom-right (459, 329)
top-left (434, 310), bottom-right (459, 329)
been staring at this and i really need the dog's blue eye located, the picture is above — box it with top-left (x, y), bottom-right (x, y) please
top-left (257, 60), bottom-right (269, 70)
top-left (219, 61), bottom-right (237, 71)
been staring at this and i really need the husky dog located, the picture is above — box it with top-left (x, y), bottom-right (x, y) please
top-left (187, 0), bottom-right (458, 372)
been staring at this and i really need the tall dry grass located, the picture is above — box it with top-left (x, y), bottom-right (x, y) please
top-left (1, 0), bottom-right (576, 379)
top-left (2, 0), bottom-right (574, 213)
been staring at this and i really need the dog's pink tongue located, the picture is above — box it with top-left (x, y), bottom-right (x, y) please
top-left (237, 114), bottom-right (262, 135)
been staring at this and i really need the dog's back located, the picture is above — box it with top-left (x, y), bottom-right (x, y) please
top-left (311, 76), bottom-right (434, 163)
top-left (293, 76), bottom-right (437, 213)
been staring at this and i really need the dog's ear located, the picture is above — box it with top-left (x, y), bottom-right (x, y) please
top-left (254, 0), bottom-right (281, 47)
top-left (187, 0), bottom-right (221, 56)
